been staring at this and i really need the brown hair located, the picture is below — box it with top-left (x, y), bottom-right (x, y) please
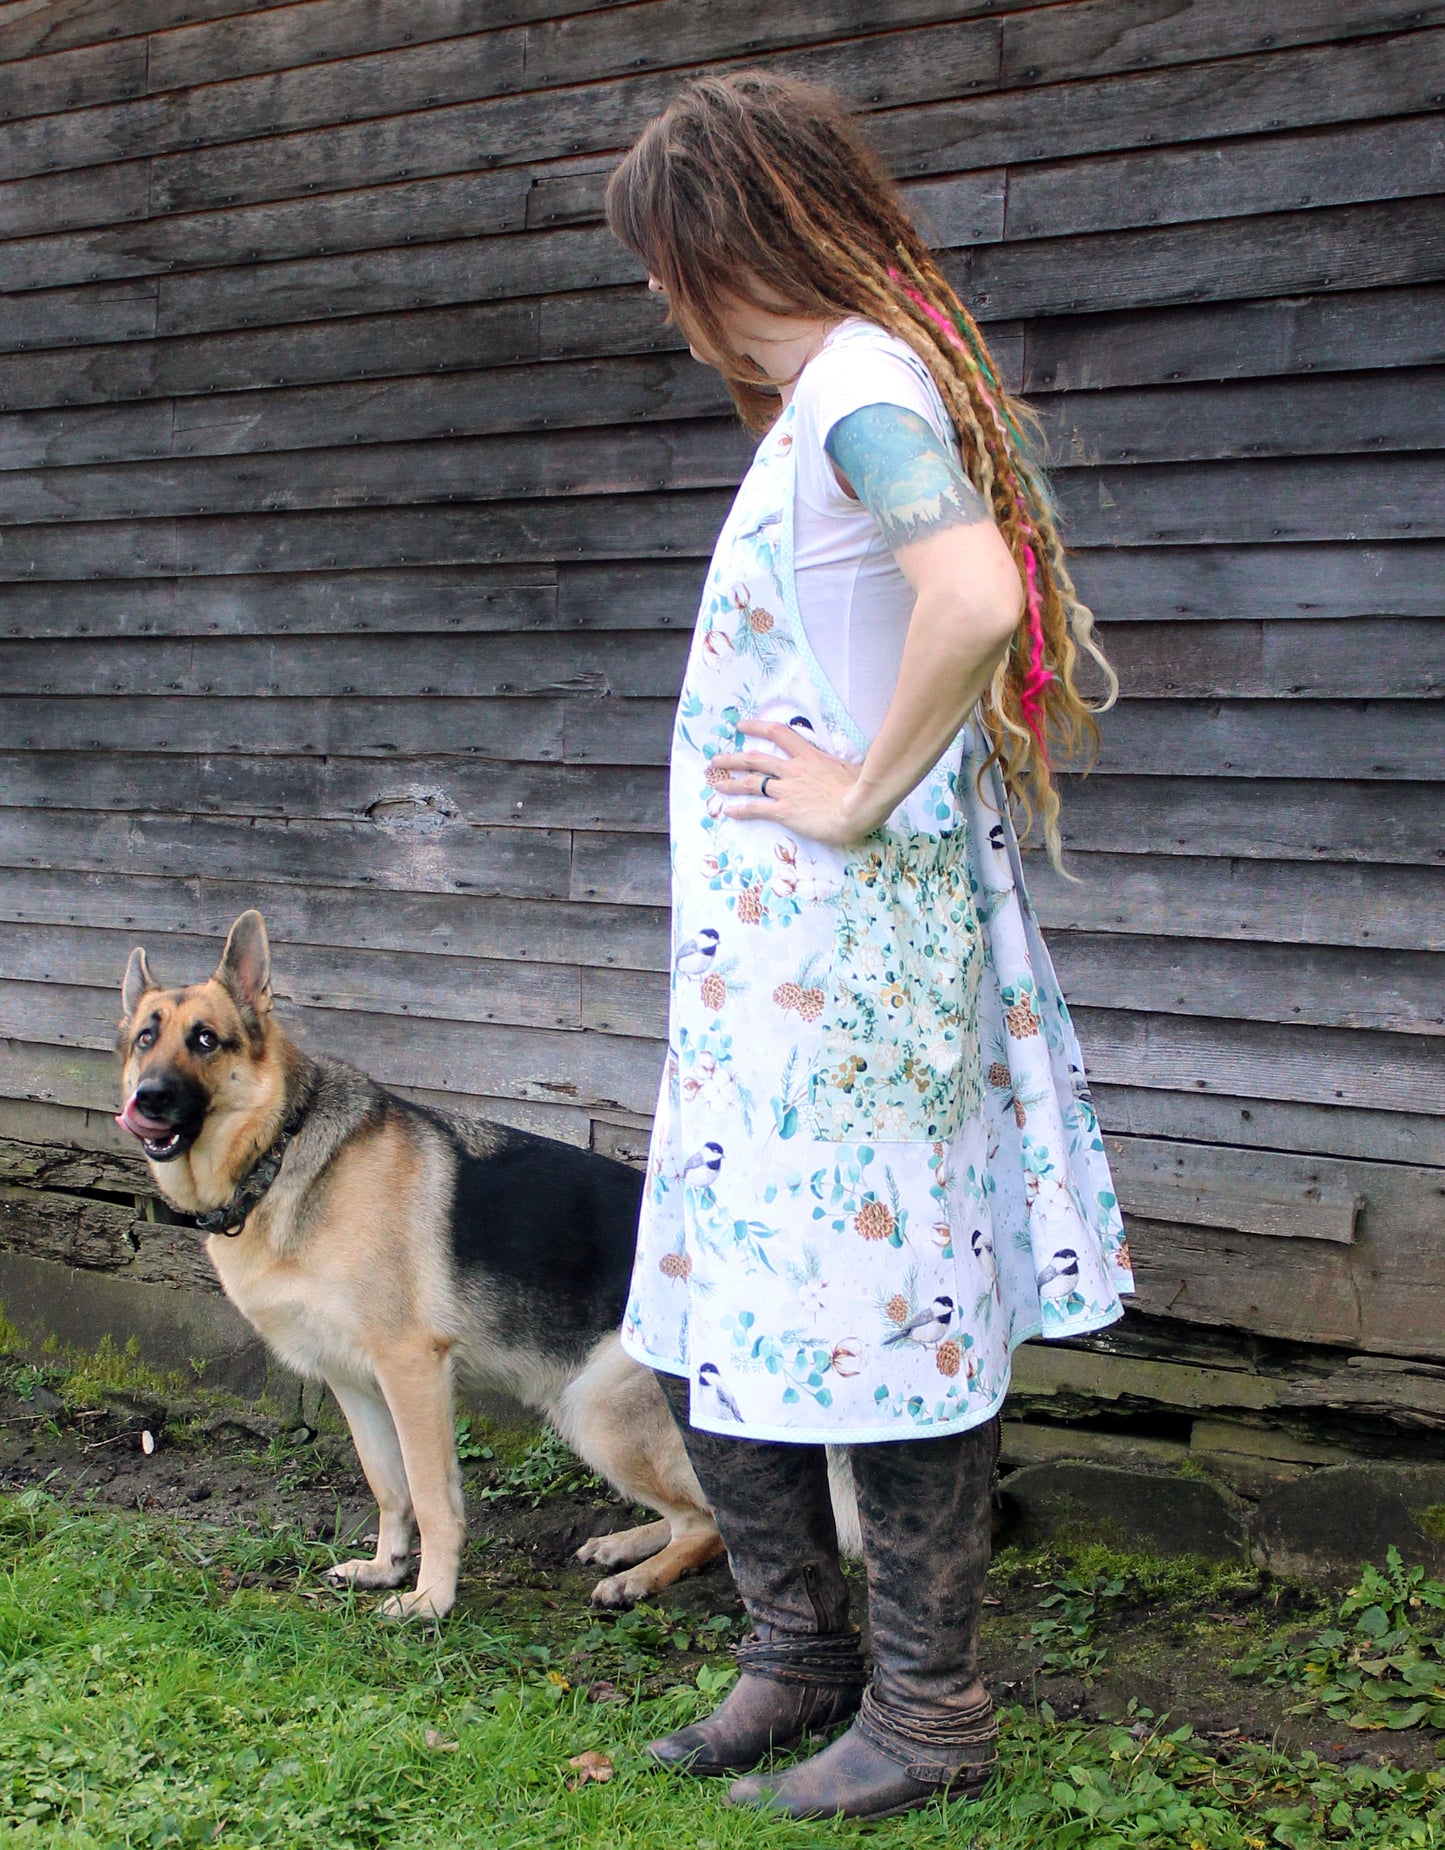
top-left (605, 70), bottom-right (1115, 865)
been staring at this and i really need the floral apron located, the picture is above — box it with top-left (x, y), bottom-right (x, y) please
top-left (621, 377), bottom-right (1133, 1444)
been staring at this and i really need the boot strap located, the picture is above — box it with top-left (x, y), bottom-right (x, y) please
top-left (854, 1687), bottom-right (998, 1787)
top-left (734, 1630), bottom-right (866, 1689)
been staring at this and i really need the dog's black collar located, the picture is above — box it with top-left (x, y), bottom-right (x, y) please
top-left (192, 1100), bottom-right (309, 1238)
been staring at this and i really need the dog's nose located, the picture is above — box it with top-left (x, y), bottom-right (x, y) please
top-left (134, 1077), bottom-right (179, 1118)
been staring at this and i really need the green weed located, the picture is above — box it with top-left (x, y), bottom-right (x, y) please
top-left (1233, 1546), bottom-right (1445, 1732)
top-left (1027, 1570), bottom-right (1126, 1677)
top-left (474, 1427), bottom-right (603, 1507)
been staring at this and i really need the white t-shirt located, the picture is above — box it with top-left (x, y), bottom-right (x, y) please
top-left (790, 318), bottom-right (958, 741)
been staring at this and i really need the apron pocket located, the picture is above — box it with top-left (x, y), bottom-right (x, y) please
top-left (807, 828), bottom-right (984, 1144)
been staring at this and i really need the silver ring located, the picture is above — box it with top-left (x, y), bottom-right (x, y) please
top-left (759, 772), bottom-right (776, 798)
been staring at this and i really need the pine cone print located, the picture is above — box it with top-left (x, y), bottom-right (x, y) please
top-left (1005, 993), bottom-right (1041, 1038)
top-left (936, 1339), bottom-right (962, 1378)
top-left (659, 1251), bottom-right (692, 1280)
top-left (747, 606), bottom-right (775, 633)
top-left (705, 760), bottom-right (729, 788)
top-left (737, 882), bottom-right (764, 923)
top-left (988, 1061), bottom-right (1012, 1090)
top-left (855, 1199), bottom-right (895, 1242)
top-left (799, 987), bottom-right (825, 1022)
top-left (700, 972), bottom-right (727, 1011)
top-left (773, 981), bottom-right (805, 1013)
top-left (1013, 1097), bottom-right (1028, 1128)
top-left (885, 1294), bottom-right (910, 1326)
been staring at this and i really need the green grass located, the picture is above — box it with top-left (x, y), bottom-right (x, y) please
top-left (2, 1491), bottom-right (1443, 1848)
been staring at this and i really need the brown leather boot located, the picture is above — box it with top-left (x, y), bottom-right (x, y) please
top-left (644, 1371), bottom-right (865, 1775)
top-left (729, 1416), bottom-right (1000, 1818)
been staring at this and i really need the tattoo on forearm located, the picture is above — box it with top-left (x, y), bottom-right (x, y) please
top-left (825, 402), bottom-right (989, 548)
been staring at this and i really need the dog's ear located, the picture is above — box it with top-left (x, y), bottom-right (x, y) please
top-left (215, 911), bottom-right (272, 1024)
top-left (121, 947), bottom-right (158, 1020)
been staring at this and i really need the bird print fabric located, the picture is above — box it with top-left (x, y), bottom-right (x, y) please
top-left (621, 360), bottom-right (1132, 1444)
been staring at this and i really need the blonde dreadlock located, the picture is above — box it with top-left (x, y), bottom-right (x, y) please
top-left (605, 70), bottom-right (1116, 868)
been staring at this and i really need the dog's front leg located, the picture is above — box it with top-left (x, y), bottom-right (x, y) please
top-left (324, 1377), bottom-right (415, 1591)
top-left (372, 1338), bottom-right (465, 1621)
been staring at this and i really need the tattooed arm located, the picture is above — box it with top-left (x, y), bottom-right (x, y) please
top-left (826, 402), bottom-right (1021, 832)
top-left (714, 401), bottom-right (1023, 844)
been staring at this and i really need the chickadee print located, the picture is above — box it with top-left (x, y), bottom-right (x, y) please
top-left (675, 928), bottom-right (719, 977)
top-left (1036, 1249), bottom-right (1081, 1305)
top-left (697, 1361), bottom-right (744, 1422)
top-left (682, 1141), bottom-right (724, 1183)
top-left (883, 1295), bottom-right (955, 1347)
top-left (786, 714), bottom-right (817, 737)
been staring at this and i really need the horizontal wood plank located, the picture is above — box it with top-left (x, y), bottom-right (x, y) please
top-left (0, 865), bottom-right (671, 968)
top-left (879, 28), bottom-right (1445, 176)
top-left (0, 158), bottom-right (148, 240)
top-left (564, 695), bottom-right (1444, 777)
top-left (997, 0), bottom-right (1442, 88)
top-left (1096, 617), bottom-right (1442, 697)
top-left (146, 0), bottom-right (644, 92)
top-left (1071, 540), bottom-right (1445, 622)
top-left (0, 166), bottom-right (532, 292)
top-left (0, 418), bottom-right (748, 524)
top-left (7, 192), bottom-right (1432, 357)
top-left (2, 356), bottom-right (1434, 477)
top-left (0, 921), bottom-right (584, 1031)
top-left (0, 751), bottom-right (670, 832)
top-left (0, 978), bottom-right (667, 1115)
top-left (1073, 1005), bottom-right (1445, 1114)
top-left (139, 20), bottom-right (1001, 214)
top-left (1038, 369), bottom-right (1444, 467)
top-left (1055, 776), bottom-right (1443, 868)
top-left (1109, 1135), bottom-right (1360, 1244)
top-left (948, 198), bottom-right (1445, 322)
top-left (1092, 1084), bottom-right (1445, 1168)
top-left (6, 757), bottom-right (1439, 870)
top-left (574, 935), bottom-right (1442, 1038)
top-left (3, 617), bottom-right (1436, 702)
top-left (0, 628), bottom-right (690, 699)
top-left (0, 1033), bottom-right (600, 1147)
top-left (1024, 285), bottom-right (1445, 392)
top-left (0, 0), bottom-right (273, 62)
top-left (0, 806), bottom-right (577, 901)
top-left (0, 491), bottom-right (735, 580)
top-left (1051, 933), bottom-right (1444, 1036)
top-left (1005, 115), bottom-right (1445, 242)
top-left (1032, 854), bottom-right (1444, 952)
top-left (1, 542), bottom-right (1434, 640)
top-left (0, 35), bottom-right (146, 124)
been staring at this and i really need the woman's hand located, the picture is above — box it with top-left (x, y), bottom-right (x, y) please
top-left (708, 720), bottom-right (882, 846)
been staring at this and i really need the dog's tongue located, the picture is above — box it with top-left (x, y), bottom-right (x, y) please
top-left (116, 1097), bottom-right (172, 1140)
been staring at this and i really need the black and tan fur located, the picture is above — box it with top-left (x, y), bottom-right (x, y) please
top-left (114, 910), bottom-right (726, 1619)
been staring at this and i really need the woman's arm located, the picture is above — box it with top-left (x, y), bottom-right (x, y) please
top-left (712, 403), bottom-right (1022, 844)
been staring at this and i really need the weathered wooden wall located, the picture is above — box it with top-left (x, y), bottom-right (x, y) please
top-left (0, 0), bottom-right (1441, 1461)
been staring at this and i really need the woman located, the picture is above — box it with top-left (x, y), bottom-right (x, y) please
top-left (605, 72), bottom-right (1133, 1821)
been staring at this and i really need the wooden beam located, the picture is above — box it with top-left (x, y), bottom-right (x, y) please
top-left (1108, 1133), bottom-right (1362, 1243)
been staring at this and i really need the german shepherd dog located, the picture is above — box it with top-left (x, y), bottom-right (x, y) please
top-left (113, 910), bottom-right (727, 1620)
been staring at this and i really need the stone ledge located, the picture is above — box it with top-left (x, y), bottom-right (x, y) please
top-left (1001, 1456), bottom-right (1445, 1581)
top-left (0, 1247), bottom-right (267, 1397)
